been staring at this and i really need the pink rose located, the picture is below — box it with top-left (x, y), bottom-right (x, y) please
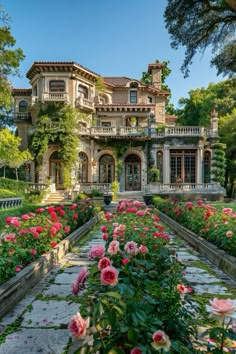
top-left (139, 245), bottom-right (148, 254)
top-left (133, 200), bottom-right (142, 207)
top-left (88, 245), bottom-right (105, 259)
top-left (107, 240), bottom-right (120, 255)
top-left (68, 312), bottom-right (89, 338)
top-left (223, 208), bottom-right (232, 215)
top-left (71, 267), bottom-right (89, 295)
top-left (176, 284), bottom-right (188, 298)
top-left (130, 348), bottom-right (142, 354)
top-left (136, 210), bottom-right (145, 217)
top-left (100, 266), bottom-right (118, 286)
top-left (30, 249), bottom-right (37, 255)
top-left (101, 225), bottom-right (107, 232)
top-left (206, 298), bottom-right (236, 320)
top-left (102, 233), bottom-right (109, 241)
top-left (226, 230), bottom-right (233, 237)
top-left (122, 258), bottom-right (129, 265)
top-left (98, 257), bottom-right (111, 271)
top-left (15, 266), bottom-right (21, 272)
top-left (124, 241), bottom-right (138, 255)
top-left (21, 214), bottom-right (30, 221)
top-left (151, 330), bottom-right (171, 351)
top-left (118, 224), bottom-right (126, 231)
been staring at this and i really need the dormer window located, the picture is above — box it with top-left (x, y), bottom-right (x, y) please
top-left (78, 84), bottom-right (88, 99)
top-left (130, 82), bottom-right (138, 88)
top-left (49, 80), bottom-right (65, 92)
top-left (19, 100), bottom-right (28, 112)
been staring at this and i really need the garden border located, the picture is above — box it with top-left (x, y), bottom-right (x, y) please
top-left (0, 212), bottom-right (103, 319)
top-left (158, 210), bottom-right (236, 282)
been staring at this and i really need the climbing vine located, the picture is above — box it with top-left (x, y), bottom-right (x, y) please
top-left (211, 143), bottom-right (226, 186)
top-left (29, 103), bottom-right (82, 187)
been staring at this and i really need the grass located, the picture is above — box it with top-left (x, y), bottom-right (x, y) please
top-left (209, 201), bottom-right (236, 211)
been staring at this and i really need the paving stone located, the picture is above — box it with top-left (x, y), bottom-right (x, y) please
top-left (43, 284), bottom-right (74, 297)
top-left (0, 328), bottom-right (71, 354)
top-left (54, 272), bottom-right (78, 284)
top-left (192, 284), bottom-right (230, 295)
top-left (22, 300), bottom-right (78, 327)
top-left (63, 266), bottom-right (82, 273)
top-left (183, 272), bottom-right (221, 284)
top-left (176, 252), bottom-right (200, 261)
top-left (184, 267), bottom-right (208, 274)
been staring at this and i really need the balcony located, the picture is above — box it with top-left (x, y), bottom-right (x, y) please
top-left (75, 97), bottom-right (94, 111)
top-left (78, 126), bottom-right (147, 139)
top-left (42, 92), bottom-right (69, 102)
top-left (154, 126), bottom-right (206, 138)
top-left (14, 112), bottom-right (32, 123)
top-left (146, 183), bottom-right (225, 194)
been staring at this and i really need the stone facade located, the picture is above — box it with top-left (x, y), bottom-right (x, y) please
top-left (12, 61), bottom-right (225, 198)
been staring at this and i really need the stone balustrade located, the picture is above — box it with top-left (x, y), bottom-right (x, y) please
top-left (42, 92), bottom-right (69, 102)
top-left (73, 183), bottom-right (112, 193)
top-left (0, 197), bottom-right (22, 209)
top-left (147, 183), bottom-right (225, 194)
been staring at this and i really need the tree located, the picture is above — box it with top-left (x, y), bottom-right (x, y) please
top-left (164, 0), bottom-right (236, 77)
top-left (0, 6), bottom-right (25, 128)
top-left (0, 128), bottom-right (32, 179)
top-left (176, 78), bottom-right (236, 126)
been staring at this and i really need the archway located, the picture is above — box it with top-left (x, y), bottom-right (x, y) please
top-left (125, 154), bottom-right (141, 191)
top-left (99, 154), bottom-right (115, 183)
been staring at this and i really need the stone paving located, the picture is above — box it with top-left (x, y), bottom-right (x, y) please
top-left (0, 212), bottom-right (236, 354)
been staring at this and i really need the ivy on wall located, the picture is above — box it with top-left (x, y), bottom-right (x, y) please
top-left (29, 103), bottom-right (82, 187)
top-left (211, 143), bottom-right (226, 186)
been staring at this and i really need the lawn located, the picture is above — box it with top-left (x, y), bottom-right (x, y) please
top-left (209, 201), bottom-right (236, 211)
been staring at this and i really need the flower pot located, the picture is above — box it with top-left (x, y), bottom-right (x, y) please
top-left (143, 194), bottom-right (153, 206)
top-left (104, 194), bottom-right (112, 205)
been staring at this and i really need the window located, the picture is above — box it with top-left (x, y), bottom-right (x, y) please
top-left (19, 100), bottom-right (28, 112)
top-left (49, 81), bottom-right (65, 92)
top-left (78, 152), bottom-right (88, 183)
top-left (101, 122), bottom-right (111, 127)
top-left (170, 150), bottom-right (196, 183)
top-left (130, 90), bottom-right (137, 103)
top-left (203, 151), bottom-right (211, 183)
top-left (147, 96), bottom-right (153, 103)
top-left (99, 155), bottom-right (115, 183)
top-left (78, 84), bottom-right (88, 99)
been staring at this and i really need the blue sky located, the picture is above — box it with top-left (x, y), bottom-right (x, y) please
top-left (2, 0), bottom-right (224, 107)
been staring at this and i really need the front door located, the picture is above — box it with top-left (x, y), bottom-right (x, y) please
top-left (125, 154), bottom-right (141, 191)
top-left (49, 151), bottom-right (64, 189)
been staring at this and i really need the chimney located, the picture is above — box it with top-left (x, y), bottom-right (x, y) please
top-left (148, 63), bottom-right (165, 89)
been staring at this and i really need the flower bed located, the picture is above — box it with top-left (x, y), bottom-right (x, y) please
top-left (0, 199), bottom-right (96, 284)
top-left (154, 197), bottom-right (236, 258)
top-left (67, 200), bottom-right (236, 353)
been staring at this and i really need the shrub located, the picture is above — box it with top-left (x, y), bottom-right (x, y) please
top-left (0, 189), bottom-right (19, 198)
top-left (0, 177), bottom-right (28, 195)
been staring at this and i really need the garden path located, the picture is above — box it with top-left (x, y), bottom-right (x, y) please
top-left (0, 207), bottom-right (235, 354)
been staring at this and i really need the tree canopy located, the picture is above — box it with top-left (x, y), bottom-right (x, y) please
top-left (164, 0), bottom-right (236, 77)
top-left (0, 6), bottom-right (25, 114)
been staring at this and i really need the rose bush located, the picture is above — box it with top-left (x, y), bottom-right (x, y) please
top-left (0, 199), bottom-right (95, 284)
top-left (69, 200), bottom-right (201, 353)
top-left (154, 198), bottom-right (236, 257)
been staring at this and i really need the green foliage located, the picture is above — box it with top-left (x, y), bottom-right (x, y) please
top-left (111, 180), bottom-right (119, 201)
top-left (148, 167), bottom-right (160, 182)
top-left (0, 189), bottom-right (19, 198)
top-left (164, 0), bottom-right (236, 77)
top-left (176, 78), bottom-right (236, 126)
top-left (0, 7), bottom-right (25, 111)
top-left (95, 77), bottom-right (105, 92)
top-left (91, 189), bottom-right (103, 197)
top-left (73, 192), bottom-right (88, 202)
top-left (0, 177), bottom-right (28, 194)
top-left (25, 189), bottom-right (46, 204)
top-left (30, 103), bottom-right (80, 186)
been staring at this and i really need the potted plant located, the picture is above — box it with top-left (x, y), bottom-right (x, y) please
top-left (103, 192), bottom-right (113, 205)
top-left (129, 116), bottom-right (137, 127)
top-left (148, 167), bottom-right (160, 183)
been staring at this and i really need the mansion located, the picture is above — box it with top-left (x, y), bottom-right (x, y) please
top-left (13, 61), bottom-right (225, 200)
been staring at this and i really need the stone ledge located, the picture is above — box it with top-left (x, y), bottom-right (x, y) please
top-left (0, 212), bottom-right (103, 319)
top-left (159, 211), bottom-right (236, 282)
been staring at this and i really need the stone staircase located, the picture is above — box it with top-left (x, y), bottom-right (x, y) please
top-left (43, 191), bottom-right (71, 204)
top-left (117, 191), bottom-right (144, 202)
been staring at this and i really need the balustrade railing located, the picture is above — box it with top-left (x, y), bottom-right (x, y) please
top-left (0, 198), bottom-right (22, 209)
top-left (27, 183), bottom-right (48, 191)
top-left (42, 92), bottom-right (69, 102)
top-left (147, 183), bottom-right (223, 193)
top-left (91, 127), bottom-right (117, 135)
top-left (75, 97), bottom-right (94, 109)
top-left (14, 113), bottom-right (31, 122)
top-left (75, 183), bottom-right (112, 194)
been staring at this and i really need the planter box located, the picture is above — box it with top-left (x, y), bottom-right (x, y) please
top-left (158, 211), bottom-right (236, 281)
top-left (0, 213), bottom-right (103, 320)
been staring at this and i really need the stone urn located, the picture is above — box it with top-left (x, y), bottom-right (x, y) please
top-left (143, 194), bottom-right (153, 206)
top-left (104, 193), bottom-right (113, 205)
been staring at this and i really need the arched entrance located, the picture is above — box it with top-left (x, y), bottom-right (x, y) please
top-left (125, 154), bottom-right (141, 191)
top-left (99, 154), bottom-right (115, 183)
top-left (49, 150), bottom-right (64, 189)
top-left (78, 152), bottom-right (88, 182)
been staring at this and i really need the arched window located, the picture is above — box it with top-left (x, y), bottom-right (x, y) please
top-left (203, 151), bottom-right (211, 183)
top-left (130, 82), bottom-right (138, 88)
top-left (49, 80), bottom-right (65, 92)
top-left (157, 151), bottom-right (163, 183)
top-left (99, 155), bottom-right (115, 183)
top-left (19, 100), bottom-right (28, 112)
top-left (78, 152), bottom-right (88, 183)
top-left (78, 84), bottom-right (88, 99)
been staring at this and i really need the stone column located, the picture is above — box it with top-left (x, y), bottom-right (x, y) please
top-left (163, 145), bottom-right (170, 184)
top-left (197, 146), bottom-right (203, 184)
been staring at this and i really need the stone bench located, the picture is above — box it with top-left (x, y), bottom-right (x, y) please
top-left (0, 197), bottom-right (23, 209)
